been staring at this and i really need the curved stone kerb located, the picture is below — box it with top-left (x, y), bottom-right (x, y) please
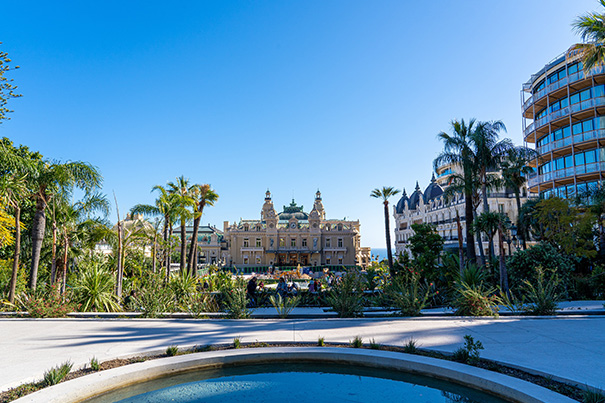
top-left (16, 347), bottom-right (575, 403)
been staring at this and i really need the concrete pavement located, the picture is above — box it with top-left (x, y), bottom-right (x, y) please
top-left (1, 314), bottom-right (605, 394)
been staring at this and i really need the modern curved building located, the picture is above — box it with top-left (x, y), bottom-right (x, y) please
top-left (522, 45), bottom-right (605, 198)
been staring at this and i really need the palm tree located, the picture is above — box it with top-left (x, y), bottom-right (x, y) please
top-left (28, 160), bottom-right (102, 292)
top-left (0, 172), bottom-right (29, 303)
top-left (131, 185), bottom-right (180, 281)
top-left (434, 119), bottom-right (479, 264)
top-left (167, 176), bottom-right (195, 273)
top-left (0, 139), bottom-right (38, 302)
top-left (573, 1), bottom-right (605, 70)
top-left (370, 187), bottom-right (400, 274)
top-left (471, 120), bottom-right (511, 257)
top-left (501, 146), bottom-right (538, 250)
top-left (186, 184), bottom-right (218, 275)
top-left (473, 211), bottom-right (501, 261)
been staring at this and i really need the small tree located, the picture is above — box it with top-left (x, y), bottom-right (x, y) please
top-left (408, 223), bottom-right (444, 282)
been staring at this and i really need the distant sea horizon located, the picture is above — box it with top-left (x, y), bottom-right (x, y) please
top-left (370, 247), bottom-right (389, 262)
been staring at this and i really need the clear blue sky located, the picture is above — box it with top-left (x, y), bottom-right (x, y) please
top-left (0, 0), bottom-right (599, 247)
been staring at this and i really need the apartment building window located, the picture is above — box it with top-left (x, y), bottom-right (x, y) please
top-left (279, 238), bottom-right (285, 247)
top-left (302, 238), bottom-right (307, 247)
top-left (337, 238), bottom-right (343, 248)
top-left (325, 238), bottom-right (331, 247)
top-left (243, 238), bottom-right (249, 247)
top-left (255, 238), bottom-right (261, 248)
top-left (498, 204), bottom-right (504, 213)
top-left (290, 238), bottom-right (296, 247)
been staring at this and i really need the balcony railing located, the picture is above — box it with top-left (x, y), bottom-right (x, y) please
top-left (528, 162), bottom-right (604, 187)
top-left (525, 96), bottom-right (605, 137)
top-left (521, 67), bottom-right (605, 112)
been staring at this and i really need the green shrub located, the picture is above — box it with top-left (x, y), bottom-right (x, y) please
top-left (269, 293), bottom-right (301, 318)
top-left (458, 265), bottom-right (486, 288)
top-left (350, 335), bottom-right (363, 348)
top-left (403, 338), bottom-right (419, 354)
top-left (369, 338), bottom-right (381, 350)
top-left (133, 272), bottom-right (174, 318)
top-left (522, 267), bottom-right (561, 316)
top-left (166, 345), bottom-right (179, 356)
top-left (583, 387), bottom-right (605, 403)
top-left (327, 270), bottom-right (365, 318)
top-left (43, 361), bottom-right (73, 386)
top-left (18, 284), bottom-right (78, 318)
top-left (499, 289), bottom-right (525, 315)
top-left (221, 276), bottom-right (250, 319)
top-left (90, 357), bottom-right (100, 371)
top-left (317, 337), bottom-right (325, 347)
top-left (233, 337), bottom-right (241, 349)
top-left (169, 271), bottom-right (197, 303)
top-left (451, 282), bottom-right (500, 317)
top-left (74, 263), bottom-right (120, 312)
top-left (182, 292), bottom-right (219, 317)
top-left (386, 271), bottom-right (434, 316)
top-left (452, 335), bottom-right (483, 365)
top-left (507, 242), bottom-right (575, 291)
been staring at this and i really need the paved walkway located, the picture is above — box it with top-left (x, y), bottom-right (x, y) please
top-left (2, 311), bottom-right (605, 394)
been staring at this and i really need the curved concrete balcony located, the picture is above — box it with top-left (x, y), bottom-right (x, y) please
top-left (522, 67), bottom-right (605, 114)
top-left (537, 128), bottom-right (605, 154)
top-left (524, 96), bottom-right (605, 139)
top-left (528, 162), bottom-right (604, 188)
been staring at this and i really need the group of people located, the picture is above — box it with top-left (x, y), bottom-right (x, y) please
top-left (246, 275), bottom-right (332, 307)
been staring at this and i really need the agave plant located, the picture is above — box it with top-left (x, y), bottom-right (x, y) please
top-left (269, 293), bottom-right (301, 318)
top-left (74, 263), bottom-right (121, 312)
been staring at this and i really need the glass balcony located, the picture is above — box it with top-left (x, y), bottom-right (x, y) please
top-left (528, 162), bottom-right (605, 188)
top-left (525, 96), bottom-right (605, 137)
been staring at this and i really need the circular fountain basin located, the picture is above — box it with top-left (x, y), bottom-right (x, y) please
top-left (16, 347), bottom-right (576, 403)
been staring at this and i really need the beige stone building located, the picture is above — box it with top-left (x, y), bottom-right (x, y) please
top-left (223, 190), bottom-right (371, 270)
top-left (394, 165), bottom-right (533, 257)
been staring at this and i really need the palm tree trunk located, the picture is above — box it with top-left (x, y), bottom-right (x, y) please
top-left (456, 210), bottom-right (464, 276)
top-left (464, 194), bottom-right (476, 263)
top-left (384, 201), bottom-right (394, 274)
top-left (152, 231), bottom-right (157, 274)
top-left (482, 180), bottom-right (496, 259)
top-left (515, 191), bottom-right (527, 250)
top-left (166, 225), bottom-right (173, 282)
top-left (29, 197), bottom-right (47, 292)
top-left (115, 221), bottom-right (123, 298)
top-left (187, 214), bottom-right (202, 274)
top-left (61, 234), bottom-right (68, 294)
top-left (8, 206), bottom-right (21, 304)
top-left (50, 221), bottom-right (57, 284)
top-left (179, 218), bottom-right (186, 272)
top-left (498, 225), bottom-right (509, 295)
top-left (162, 217), bottom-right (168, 270)
top-left (476, 231), bottom-right (485, 267)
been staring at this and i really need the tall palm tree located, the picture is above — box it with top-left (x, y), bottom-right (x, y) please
top-left (167, 176), bottom-right (195, 272)
top-left (28, 160), bottom-right (102, 292)
top-left (573, 1), bottom-right (605, 70)
top-left (471, 120), bottom-right (511, 257)
top-left (186, 184), bottom-right (218, 275)
top-left (501, 146), bottom-right (538, 250)
top-left (370, 186), bottom-right (400, 274)
top-left (434, 119), bottom-right (479, 264)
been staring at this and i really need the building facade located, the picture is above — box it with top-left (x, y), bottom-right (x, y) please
top-left (223, 190), bottom-right (371, 269)
top-left (174, 224), bottom-right (226, 265)
top-left (393, 168), bottom-right (531, 257)
top-left (522, 45), bottom-right (605, 198)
